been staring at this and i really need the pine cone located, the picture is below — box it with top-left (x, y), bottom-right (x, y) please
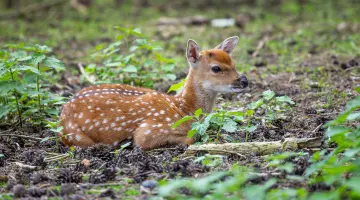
top-left (27, 187), bottom-right (47, 198)
top-left (57, 168), bottom-right (82, 184)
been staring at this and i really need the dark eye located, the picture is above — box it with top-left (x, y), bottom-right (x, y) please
top-left (211, 66), bottom-right (221, 73)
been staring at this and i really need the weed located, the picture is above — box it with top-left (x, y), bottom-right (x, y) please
top-left (0, 44), bottom-right (65, 126)
top-left (86, 27), bottom-right (177, 88)
top-left (171, 90), bottom-right (295, 143)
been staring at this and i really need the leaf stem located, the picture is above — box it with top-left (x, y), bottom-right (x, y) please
top-left (37, 62), bottom-right (41, 114)
top-left (9, 69), bottom-right (22, 127)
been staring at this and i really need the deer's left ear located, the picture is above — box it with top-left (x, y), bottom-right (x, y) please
top-left (214, 36), bottom-right (239, 54)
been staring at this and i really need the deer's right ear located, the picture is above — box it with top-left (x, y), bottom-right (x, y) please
top-left (186, 39), bottom-right (200, 68)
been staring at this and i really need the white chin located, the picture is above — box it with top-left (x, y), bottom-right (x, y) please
top-left (231, 88), bottom-right (244, 93)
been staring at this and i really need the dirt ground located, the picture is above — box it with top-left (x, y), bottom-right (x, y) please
top-left (0, 52), bottom-right (358, 199)
top-left (1, 0), bottom-right (360, 199)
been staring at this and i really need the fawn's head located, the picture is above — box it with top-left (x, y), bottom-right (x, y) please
top-left (186, 36), bottom-right (248, 93)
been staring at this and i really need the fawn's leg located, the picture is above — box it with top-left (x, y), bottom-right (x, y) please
top-left (59, 131), bottom-right (96, 147)
top-left (133, 120), bottom-right (193, 150)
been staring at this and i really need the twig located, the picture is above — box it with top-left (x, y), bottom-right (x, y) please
top-left (312, 123), bottom-right (323, 133)
top-left (0, 133), bottom-right (43, 141)
top-left (252, 36), bottom-right (270, 58)
top-left (44, 154), bottom-right (70, 162)
top-left (14, 162), bottom-right (37, 170)
top-left (78, 63), bottom-right (95, 84)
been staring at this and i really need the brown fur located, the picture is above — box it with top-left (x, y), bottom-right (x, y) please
top-left (59, 37), bottom-right (247, 150)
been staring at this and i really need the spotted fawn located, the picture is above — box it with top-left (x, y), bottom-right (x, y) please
top-left (59, 36), bottom-right (248, 150)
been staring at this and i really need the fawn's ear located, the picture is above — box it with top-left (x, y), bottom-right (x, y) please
top-left (214, 36), bottom-right (239, 54)
top-left (186, 39), bottom-right (201, 68)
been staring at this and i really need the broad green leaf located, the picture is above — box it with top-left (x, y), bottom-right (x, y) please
top-left (194, 108), bottom-right (202, 118)
top-left (346, 96), bottom-right (360, 111)
top-left (347, 112), bottom-right (360, 121)
top-left (356, 87), bottom-right (360, 94)
top-left (105, 62), bottom-right (123, 67)
top-left (167, 79), bottom-right (186, 93)
top-left (34, 44), bottom-right (51, 53)
top-left (122, 65), bottom-right (138, 73)
top-left (277, 162), bottom-right (294, 173)
top-left (30, 53), bottom-right (46, 65)
top-left (275, 96), bottom-right (295, 105)
top-left (345, 177), bottom-right (360, 192)
top-left (192, 122), bottom-right (208, 136)
top-left (222, 119), bottom-right (238, 133)
top-left (165, 73), bottom-right (176, 81)
top-left (308, 191), bottom-right (339, 200)
top-left (43, 57), bottom-right (64, 71)
top-left (158, 179), bottom-right (190, 197)
top-left (187, 129), bottom-right (198, 138)
top-left (263, 90), bottom-right (275, 100)
top-left (248, 99), bottom-right (263, 109)
top-left (0, 105), bottom-right (12, 118)
top-left (240, 125), bottom-right (257, 133)
top-left (171, 116), bottom-right (193, 129)
top-left (326, 126), bottom-right (351, 137)
top-left (191, 171), bottom-right (227, 193)
top-left (12, 65), bottom-right (40, 75)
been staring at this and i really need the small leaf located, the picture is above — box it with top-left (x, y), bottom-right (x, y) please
top-left (187, 129), bottom-right (198, 138)
top-left (194, 108), bottom-right (203, 118)
top-left (122, 65), bottom-right (138, 73)
top-left (275, 96), bottom-right (295, 105)
top-left (13, 65), bottom-right (40, 75)
top-left (165, 73), bottom-right (177, 81)
top-left (263, 90), bottom-right (275, 100)
top-left (248, 99), bottom-right (263, 109)
top-left (43, 57), bottom-right (65, 71)
top-left (0, 105), bottom-right (12, 118)
top-left (222, 119), bottom-right (238, 133)
top-left (167, 79), bottom-right (186, 93)
top-left (355, 87), bottom-right (360, 94)
top-left (346, 112), bottom-right (360, 121)
top-left (30, 53), bottom-right (46, 65)
top-left (40, 137), bottom-right (50, 143)
top-left (326, 126), bottom-right (351, 137)
top-left (171, 116), bottom-right (193, 129)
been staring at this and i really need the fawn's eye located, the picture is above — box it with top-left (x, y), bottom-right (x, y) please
top-left (211, 66), bottom-right (221, 73)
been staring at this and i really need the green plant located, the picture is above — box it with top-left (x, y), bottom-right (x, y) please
top-left (0, 44), bottom-right (65, 126)
top-left (171, 90), bottom-right (295, 143)
top-left (86, 26), bottom-right (177, 88)
top-left (301, 87), bottom-right (360, 199)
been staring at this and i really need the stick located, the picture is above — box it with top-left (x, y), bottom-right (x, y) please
top-left (185, 137), bottom-right (323, 156)
top-left (78, 63), bottom-right (95, 84)
top-left (0, 133), bottom-right (43, 141)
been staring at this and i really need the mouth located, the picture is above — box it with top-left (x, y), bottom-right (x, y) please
top-left (231, 87), bottom-right (245, 93)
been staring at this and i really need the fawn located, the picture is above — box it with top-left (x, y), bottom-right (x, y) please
top-left (59, 36), bottom-right (248, 150)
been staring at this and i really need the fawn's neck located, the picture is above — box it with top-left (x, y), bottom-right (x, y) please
top-left (176, 69), bottom-right (217, 114)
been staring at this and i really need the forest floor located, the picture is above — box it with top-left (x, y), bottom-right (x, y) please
top-left (0, 0), bottom-right (359, 199)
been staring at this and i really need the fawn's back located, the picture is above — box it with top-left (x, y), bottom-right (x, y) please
top-left (59, 36), bottom-right (248, 150)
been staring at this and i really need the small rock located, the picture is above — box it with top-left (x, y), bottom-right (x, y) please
top-left (340, 63), bottom-right (349, 69)
top-left (13, 184), bottom-right (27, 198)
top-left (81, 159), bottom-right (91, 169)
top-left (211, 18), bottom-right (235, 27)
top-left (141, 180), bottom-right (158, 190)
top-left (69, 194), bottom-right (87, 200)
top-left (60, 183), bottom-right (77, 196)
top-left (349, 59), bottom-right (359, 67)
top-left (99, 188), bottom-right (116, 198)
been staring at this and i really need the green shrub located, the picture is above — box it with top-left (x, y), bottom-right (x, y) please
top-left (85, 27), bottom-right (177, 88)
top-left (0, 44), bottom-right (65, 126)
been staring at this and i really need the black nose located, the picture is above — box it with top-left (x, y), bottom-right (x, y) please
top-left (238, 75), bottom-right (248, 88)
